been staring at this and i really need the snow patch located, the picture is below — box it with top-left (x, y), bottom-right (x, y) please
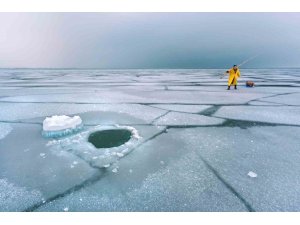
top-left (0, 123), bottom-right (13, 140)
top-left (0, 179), bottom-right (43, 211)
top-left (116, 125), bottom-right (142, 139)
top-left (116, 152), bottom-right (124, 158)
top-left (247, 171), bottom-right (257, 178)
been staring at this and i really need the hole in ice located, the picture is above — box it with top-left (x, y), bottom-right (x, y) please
top-left (88, 129), bottom-right (132, 148)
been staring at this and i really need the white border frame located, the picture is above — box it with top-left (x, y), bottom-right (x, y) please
top-left (0, 0), bottom-right (300, 12)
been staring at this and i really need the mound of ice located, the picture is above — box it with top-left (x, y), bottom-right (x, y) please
top-left (42, 115), bottom-right (83, 138)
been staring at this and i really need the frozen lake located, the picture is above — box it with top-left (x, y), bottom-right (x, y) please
top-left (0, 68), bottom-right (300, 212)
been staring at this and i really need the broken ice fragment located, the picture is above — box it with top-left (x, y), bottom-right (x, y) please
top-left (63, 207), bottom-right (69, 212)
top-left (116, 152), bottom-right (124, 158)
top-left (42, 115), bottom-right (83, 138)
top-left (247, 171), bottom-right (257, 178)
top-left (112, 168), bottom-right (118, 173)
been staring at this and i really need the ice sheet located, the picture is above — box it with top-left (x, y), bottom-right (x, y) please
top-left (36, 131), bottom-right (247, 212)
top-left (0, 90), bottom-right (272, 105)
top-left (150, 104), bottom-right (212, 113)
top-left (1, 68), bottom-right (300, 211)
top-left (261, 93), bottom-right (300, 106)
top-left (0, 123), bottom-right (99, 209)
top-left (0, 103), bottom-right (166, 123)
top-left (154, 112), bottom-right (225, 126)
top-left (172, 127), bottom-right (300, 211)
top-left (248, 101), bottom-right (284, 106)
top-left (214, 106), bottom-right (300, 125)
top-left (0, 179), bottom-right (43, 212)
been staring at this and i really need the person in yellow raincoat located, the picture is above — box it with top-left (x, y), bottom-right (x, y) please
top-left (226, 65), bottom-right (240, 90)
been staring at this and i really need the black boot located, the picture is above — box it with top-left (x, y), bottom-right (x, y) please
top-left (234, 85), bottom-right (237, 90)
top-left (227, 86), bottom-right (230, 90)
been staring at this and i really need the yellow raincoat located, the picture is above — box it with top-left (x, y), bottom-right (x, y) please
top-left (227, 68), bottom-right (240, 86)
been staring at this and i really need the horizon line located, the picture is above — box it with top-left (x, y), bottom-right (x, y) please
top-left (1, 67), bottom-right (300, 70)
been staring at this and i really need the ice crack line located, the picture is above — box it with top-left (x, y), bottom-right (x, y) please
top-left (150, 111), bottom-right (170, 124)
top-left (23, 169), bottom-right (106, 212)
top-left (248, 92), bottom-right (298, 104)
top-left (200, 105), bottom-right (222, 116)
top-left (195, 153), bottom-right (255, 212)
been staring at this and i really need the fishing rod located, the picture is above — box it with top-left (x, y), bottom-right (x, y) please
top-left (238, 53), bottom-right (260, 67)
top-left (219, 53), bottom-right (260, 79)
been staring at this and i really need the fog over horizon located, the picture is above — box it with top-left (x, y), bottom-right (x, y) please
top-left (0, 13), bottom-right (300, 69)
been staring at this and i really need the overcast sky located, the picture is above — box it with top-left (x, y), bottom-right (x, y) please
top-left (0, 13), bottom-right (300, 68)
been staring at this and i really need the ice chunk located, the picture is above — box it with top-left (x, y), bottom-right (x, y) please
top-left (116, 153), bottom-right (124, 158)
top-left (43, 115), bottom-right (82, 131)
top-left (42, 115), bottom-right (83, 138)
top-left (112, 168), bottom-right (118, 173)
top-left (247, 171), bottom-right (257, 178)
